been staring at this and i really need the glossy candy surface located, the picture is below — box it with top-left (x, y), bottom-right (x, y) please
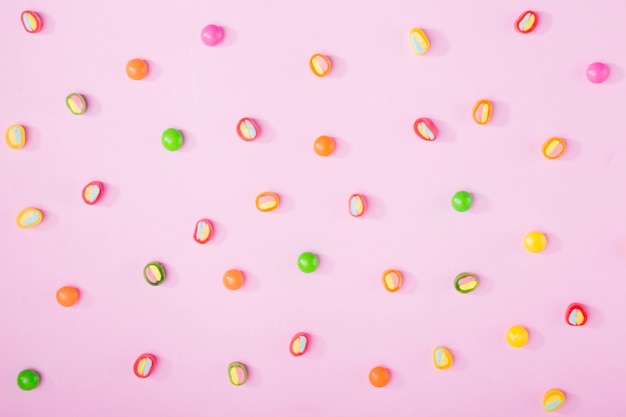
top-left (349, 194), bottom-right (366, 217)
top-left (134, 354), bottom-right (156, 378)
top-left (586, 62), bottom-right (609, 83)
top-left (413, 118), bottom-right (438, 141)
top-left (309, 54), bottom-right (332, 77)
top-left (16, 208), bottom-right (43, 229)
top-left (451, 191), bottom-right (473, 212)
top-left (289, 332), bottom-right (310, 356)
top-left (193, 219), bottom-right (213, 244)
top-left (17, 369), bottom-right (40, 390)
top-left (228, 362), bottom-right (248, 386)
top-left (161, 128), bottom-right (183, 151)
top-left (434, 347), bottom-right (453, 370)
top-left (201, 24), bottom-right (224, 46)
top-left (542, 138), bottom-right (566, 159)
top-left (369, 366), bottom-right (391, 388)
top-left (256, 192), bottom-right (280, 212)
top-left (126, 58), bottom-right (149, 80)
top-left (223, 269), bottom-right (245, 290)
top-left (382, 270), bottom-right (402, 292)
top-left (543, 389), bottom-right (566, 412)
top-left (56, 286), bottom-right (79, 307)
top-left (507, 325), bottom-right (529, 348)
top-left (82, 181), bottom-right (103, 205)
top-left (66, 93), bottom-right (87, 115)
top-left (409, 28), bottom-right (429, 55)
top-left (143, 262), bottom-right (166, 286)
top-left (236, 118), bottom-right (259, 141)
top-left (524, 231), bottom-right (547, 253)
top-left (565, 303), bottom-right (588, 326)
top-left (454, 273), bottom-right (478, 294)
top-left (297, 252), bottom-right (319, 273)
top-left (515, 11), bottom-right (538, 33)
top-left (314, 135), bottom-right (335, 156)
top-left (473, 100), bottom-right (492, 124)
top-left (6, 124), bottom-right (26, 149)
top-left (21, 11), bottom-right (42, 33)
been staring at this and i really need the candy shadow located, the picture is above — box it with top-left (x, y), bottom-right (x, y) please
top-left (559, 138), bottom-right (581, 161)
top-left (468, 191), bottom-right (491, 214)
top-left (559, 389), bottom-right (580, 412)
top-left (238, 269), bottom-right (260, 292)
top-left (330, 136), bottom-right (351, 158)
top-left (543, 233), bottom-right (563, 255)
top-left (153, 354), bottom-right (172, 379)
top-left (243, 362), bottom-right (261, 388)
top-left (160, 261), bottom-right (180, 288)
top-left (178, 129), bottom-right (197, 153)
top-left (326, 55), bottom-right (346, 79)
top-left (388, 368), bottom-right (406, 389)
top-left (303, 332), bottom-right (325, 359)
top-left (255, 118), bottom-right (276, 143)
top-left (74, 286), bottom-right (94, 309)
top-left (433, 118), bottom-right (457, 144)
top-left (525, 326), bottom-right (545, 350)
top-left (314, 254), bottom-right (335, 275)
top-left (583, 303), bottom-right (605, 329)
top-left (422, 28), bottom-right (450, 56)
top-left (532, 11), bottom-right (553, 36)
top-left (144, 59), bottom-right (161, 82)
top-left (488, 100), bottom-right (511, 127)
top-left (218, 25), bottom-right (237, 47)
top-left (38, 11), bottom-right (55, 35)
top-left (22, 124), bottom-right (42, 151)
top-left (605, 63), bottom-right (623, 85)
top-left (363, 195), bottom-right (387, 220)
top-left (207, 219), bottom-right (227, 245)
top-left (83, 94), bottom-right (101, 118)
top-left (98, 182), bottom-right (120, 207)
top-left (36, 209), bottom-right (58, 231)
top-left (398, 269), bottom-right (417, 294)
top-left (276, 193), bottom-right (294, 213)
top-left (449, 348), bottom-right (468, 372)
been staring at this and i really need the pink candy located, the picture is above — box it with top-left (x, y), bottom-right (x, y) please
top-left (201, 24), bottom-right (224, 46)
top-left (586, 62), bottom-right (609, 84)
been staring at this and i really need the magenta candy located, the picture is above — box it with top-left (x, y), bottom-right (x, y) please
top-left (586, 62), bottom-right (609, 84)
top-left (201, 24), bottom-right (224, 46)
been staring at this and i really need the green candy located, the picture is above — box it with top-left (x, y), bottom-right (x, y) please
top-left (17, 369), bottom-right (40, 391)
top-left (297, 252), bottom-right (319, 273)
top-left (161, 128), bottom-right (184, 151)
top-left (451, 191), bottom-right (473, 212)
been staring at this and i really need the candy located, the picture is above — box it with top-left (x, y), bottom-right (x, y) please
top-left (524, 231), bottom-right (547, 253)
top-left (313, 135), bottom-right (335, 156)
top-left (515, 11), bottom-right (538, 34)
top-left (6, 124), bottom-right (26, 149)
top-left (507, 325), bottom-right (529, 348)
top-left (21, 11), bottom-right (42, 33)
top-left (586, 62), bottom-right (609, 84)
top-left (143, 262), bottom-right (165, 286)
top-left (289, 332), bottom-right (310, 356)
top-left (382, 269), bottom-right (402, 292)
top-left (201, 24), bottom-right (224, 46)
top-left (66, 93), bottom-right (87, 115)
top-left (369, 366), bottom-right (391, 388)
top-left (542, 137), bottom-right (566, 160)
top-left (223, 269), bottom-right (245, 290)
top-left (228, 362), bottom-right (248, 386)
top-left (309, 54), bottom-right (332, 77)
top-left (297, 252), bottom-right (319, 273)
top-left (433, 347), bottom-right (453, 370)
top-left (16, 208), bottom-right (43, 229)
top-left (193, 219), bottom-right (213, 244)
top-left (236, 118), bottom-right (260, 141)
top-left (409, 28), bottom-right (430, 55)
top-left (454, 273), bottom-right (478, 294)
top-left (17, 369), bottom-right (40, 390)
top-left (565, 303), bottom-right (588, 326)
top-left (126, 58), bottom-right (149, 80)
top-left (256, 192), bottom-right (280, 212)
top-left (134, 353), bottom-right (156, 378)
top-left (82, 181), bottom-right (103, 205)
top-left (451, 191), bottom-right (473, 212)
top-left (413, 118), bottom-right (438, 141)
top-left (473, 100), bottom-right (492, 125)
top-left (543, 389), bottom-right (566, 412)
top-left (161, 128), bottom-right (183, 151)
top-left (56, 286), bottom-right (79, 307)
top-left (349, 194), bottom-right (366, 217)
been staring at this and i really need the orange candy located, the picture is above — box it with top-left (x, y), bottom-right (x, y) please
top-left (223, 269), bottom-right (245, 290)
top-left (126, 58), bottom-right (149, 80)
top-left (369, 366), bottom-right (391, 388)
top-left (56, 286), bottom-right (79, 307)
top-left (313, 136), bottom-right (335, 157)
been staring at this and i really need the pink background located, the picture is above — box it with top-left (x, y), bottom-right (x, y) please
top-left (2, 0), bottom-right (626, 415)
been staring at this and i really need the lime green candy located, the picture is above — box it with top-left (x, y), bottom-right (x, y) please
top-left (451, 191), bottom-right (473, 212)
top-left (297, 252), bottom-right (319, 273)
top-left (17, 369), bottom-right (40, 391)
top-left (161, 128), bottom-right (184, 151)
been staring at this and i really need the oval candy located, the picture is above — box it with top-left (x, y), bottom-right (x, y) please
top-left (289, 332), bottom-right (310, 357)
top-left (516, 11), bottom-right (538, 34)
top-left (16, 208), bottom-right (43, 229)
top-left (454, 273), bottom-right (479, 294)
top-left (543, 389), bottom-right (566, 412)
top-left (143, 262), bottom-right (165, 286)
top-left (434, 347), bottom-right (453, 370)
top-left (66, 93), bottom-right (87, 115)
top-left (256, 192), bottom-right (280, 212)
top-left (228, 362), bottom-right (248, 386)
top-left (410, 28), bottom-right (430, 55)
top-left (236, 118), bottom-right (259, 141)
top-left (193, 219), bottom-right (213, 244)
top-left (565, 303), bottom-right (588, 326)
top-left (6, 124), bottom-right (26, 149)
top-left (21, 11), bottom-right (42, 33)
top-left (349, 194), bottom-right (366, 217)
top-left (542, 137), bottom-right (566, 160)
top-left (82, 181), bottom-right (103, 205)
top-left (382, 269), bottom-right (402, 292)
top-left (473, 99), bottom-right (492, 125)
top-left (309, 54), bottom-right (332, 77)
top-left (133, 353), bottom-right (156, 378)
top-left (413, 118), bottom-right (438, 141)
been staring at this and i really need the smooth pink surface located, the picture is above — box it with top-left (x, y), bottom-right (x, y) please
top-left (1, 0), bottom-right (626, 416)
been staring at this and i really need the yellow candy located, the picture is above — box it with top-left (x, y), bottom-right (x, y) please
top-left (524, 231), bottom-right (547, 253)
top-left (16, 208), bottom-right (43, 229)
top-left (433, 347), bottom-right (453, 370)
top-left (409, 28), bottom-right (430, 55)
top-left (507, 325), bottom-right (529, 348)
top-left (6, 124), bottom-right (26, 149)
top-left (543, 389), bottom-right (566, 412)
